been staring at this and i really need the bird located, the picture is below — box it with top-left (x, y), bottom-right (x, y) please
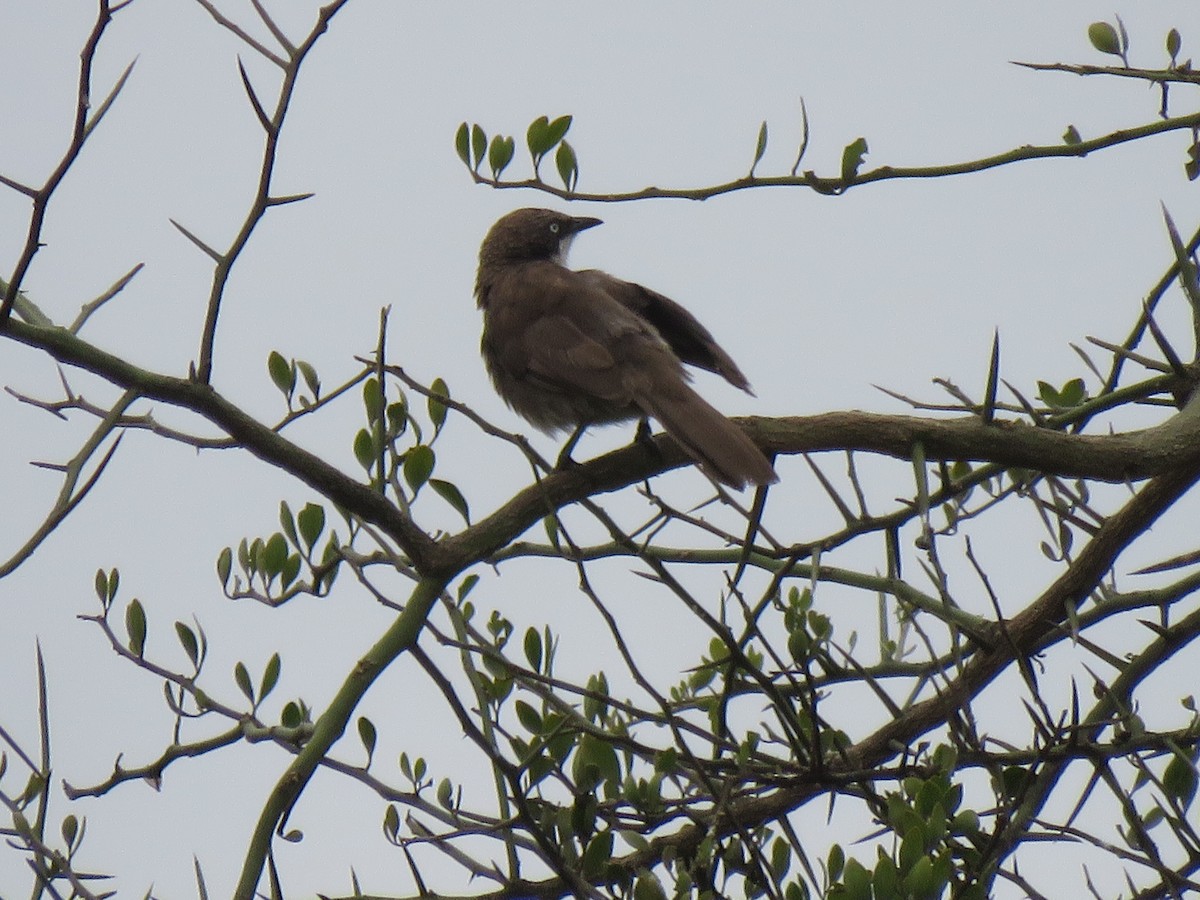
top-left (474, 207), bottom-right (777, 489)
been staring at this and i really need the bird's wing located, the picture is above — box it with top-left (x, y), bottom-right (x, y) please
top-left (484, 263), bottom-right (689, 405)
top-left (576, 270), bottom-right (753, 394)
top-left (481, 267), bottom-right (636, 403)
top-left (518, 311), bottom-right (637, 403)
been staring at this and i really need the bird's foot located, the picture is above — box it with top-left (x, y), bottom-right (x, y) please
top-left (634, 417), bottom-right (655, 447)
top-left (555, 424), bottom-right (589, 471)
top-left (554, 447), bottom-right (583, 471)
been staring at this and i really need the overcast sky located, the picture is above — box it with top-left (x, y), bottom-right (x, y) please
top-left (3, 2), bottom-right (1200, 897)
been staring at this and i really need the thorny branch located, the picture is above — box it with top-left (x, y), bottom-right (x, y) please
top-left (4, 7), bottom-right (1200, 900)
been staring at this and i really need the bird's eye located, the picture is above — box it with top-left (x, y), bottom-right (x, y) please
top-left (549, 223), bottom-right (560, 234)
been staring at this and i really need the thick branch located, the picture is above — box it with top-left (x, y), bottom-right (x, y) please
top-left (14, 316), bottom-right (1200, 578)
top-left (437, 401), bottom-right (1200, 571)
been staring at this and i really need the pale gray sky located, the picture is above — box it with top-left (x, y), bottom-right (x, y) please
top-left (2, 2), bottom-right (1199, 896)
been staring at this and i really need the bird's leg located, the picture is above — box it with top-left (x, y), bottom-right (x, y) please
top-left (634, 417), bottom-right (660, 490)
top-left (555, 423), bottom-right (589, 470)
top-left (634, 417), bottom-right (654, 446)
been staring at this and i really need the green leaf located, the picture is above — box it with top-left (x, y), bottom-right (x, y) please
top-left (454, 122), bottom-right (470, 166)
top-left (1036, 380), bottom-right (1060, 407)
top-left (175, 621), bottom-right (200, 668)
top-left (234, 661), bottom-right (254, 702)
top-left (526, 114), bottom-right (572, 173)
top-left (238, 538), bottom-right (253, 573)
top-left (841, 858), bottom-right (871, 900)
top-left (61, 814), bottom-right (79, 850)
top-left (216, 546), bottom-right (232, 586)
top-left (457, 574), bottom-right (478, 604)
top-left (1163, 751), bottom-right (1198, 806)
top-left (279, 500), bottom-right (298, 546)
top-left (581, 830), bottom-right (613, 879)
top-left (470, 124), bottom-right (487, 170)
top-left (1143, 806), bottom-right (1166, 830)
top-left (260, 652), bottom-right (281, 700)
top-left (428, 377), bottom-right (449, 429)
top-left (840, 137), bottom-right (869, 183)
top-left (1088, 21), bottom-right (1122, 57)
top-left (281, 553), bottom-right (301, 590)
top-left (404, 445), bottom-right (435, 492)
top-left (1039, 378), bottom-right (1086, 409)
top-left (769, 835), bottom-right (791, 881)
top-left (901, 854), bottom-right (936, 897)
top-left (751, 120), bottom-right (768, 174)
top-left (383, 803), bottom-right (400, 842)
top-left (952, 809), bottom-right (981, 835)
top-left (546, 114), bottom-right (572, 148)
top-left (436, 777), bottom-right (453, 809)
top-left (827, 844), bottom-right (845, 880)
top-left (584, 673), bottom-right (609, 722)
top-left (555, 140), bottom-right (578, 192)
top-left (573, 734), bottom-right (621, 794)
top-left (488, 134), bottom-right (515, 179)
top-left (430, 479), bottom-right (470, 524)
top-left (125, 599), bottom-right (146, 657)
top-left (634, 871), bottom-right (669, 900)
top-left (514, 700), bottom-right (542, 734)
top-left (267, 350), bottom-right (295, 397)
top-left (297, 503), bottom-right (325, 550)
top-left (543, 513), bottom-right (560, 548)
top-left (1000, 765), bottom-right (1031, 798)
top-left (358, 716), bottom-right (377, 762)
top-left (362, 377), bottom-right (384, 423)
top-left (899, 823), bottom-right (926, 870)
top-left (1167, 28), bottom-right (1182, 63)
top-left (296, 360), bottom-right (320, 399)
top-left (281, 701), bottom-right (302, 728)
top-left (94, 567), bottom-right (120, 609)
top-left (526, 115), bottom-right (551, 161)
top-left (872, 854), bottom-right (900, 898)
top-left (523, 627), bottom-right (543, 671)
top-left (260, 533), bottom-right (288, 578)
top-left (1058, 377), bottom-right (1087, 407)
top-left (353, 428), bottom-right (376, 471)
top-left (386, 400), bottom-right (409, 438)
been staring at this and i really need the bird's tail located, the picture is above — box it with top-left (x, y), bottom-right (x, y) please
top-left (638, 385), bottom-right (777, 489)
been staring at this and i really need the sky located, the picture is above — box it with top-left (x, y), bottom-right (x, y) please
top-left (2, 1), bottom-right (1200, 897)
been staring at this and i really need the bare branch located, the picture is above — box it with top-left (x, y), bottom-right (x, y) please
top-left (69, 262), bottom-right (144, 333)
top-left (237, 56), bottom-right (273, 132)
top-left (170, 218), bottom-right (222, 261)
top-left (82, 57), bottom-right (137, 140)
top-left (248, 0), bottom-right (296, 56)
top-left (0, 0), bottom-right (132, 323)
top-left (191, 0), bottom-right (288, 68)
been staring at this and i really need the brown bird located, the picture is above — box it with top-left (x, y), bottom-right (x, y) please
top-left (474, 208), bottom-right (777, 488)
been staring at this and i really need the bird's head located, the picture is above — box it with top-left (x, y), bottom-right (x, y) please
top-left (479, 208), bottom-right (603, 266)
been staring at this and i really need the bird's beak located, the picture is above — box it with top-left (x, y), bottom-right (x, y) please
top-left (569, 216), bottom-right (603, 235)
